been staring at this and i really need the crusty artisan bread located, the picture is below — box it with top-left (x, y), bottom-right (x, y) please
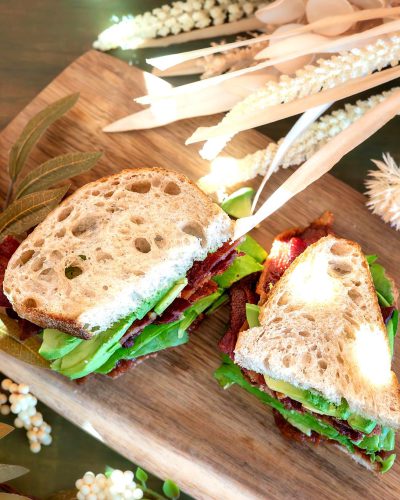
top-left (235, 235), bottom-right (400, 429)
top-left (4, 168), bottom-right (233, 339)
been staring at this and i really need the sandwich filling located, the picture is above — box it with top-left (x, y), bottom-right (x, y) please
top-left (0, 235), bottom-right (266, 380)
top-left (216, 213), bottom-right (398, 473)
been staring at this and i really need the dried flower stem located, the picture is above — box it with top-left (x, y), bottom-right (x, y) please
top-left (199, 33), bottom-right (400, 159)
top-left (198, 88), bottom-right (399, 199)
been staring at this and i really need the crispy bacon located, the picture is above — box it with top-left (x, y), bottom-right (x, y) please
top-left (257, 211), bottom-right (334, 304)
top-left (155, 298), bottom-right (191, 325)
top-left (181, 239), bottom-right (240, 299)
top-left (273, 409), bottom-right (324, 445)
top-left (218, 272), bottom-right (260, 358)
top-left (381, 306), bottom-right (395, 325)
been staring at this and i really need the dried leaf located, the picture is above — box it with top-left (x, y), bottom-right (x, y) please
top-left (0, 205), bottom-right (55, 239)
top-left (0, 464), bottom-right (29, 483)
top-left (0, 495), bottom-right (31, 500)
top-left (8, 93), bottom-right (79, 182)
top-left (0, 423), bottom-right (14, 439)
top-left (306, 0), bottom-right (355, 36)
top-left (14, 152), bottom-right (101, 199)
top-left (0, 186), bottom-right (69, 238)
top-left (256, 0), bottom-right (305, 24)
top-left (0, 313), bottom-right (49, 369)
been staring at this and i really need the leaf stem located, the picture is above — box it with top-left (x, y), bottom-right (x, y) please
top-left (143, 488), bottom-right (166, 500)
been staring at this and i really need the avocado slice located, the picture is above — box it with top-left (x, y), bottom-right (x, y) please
top-left (39, 329), bottom-right (83, 360)
top-left (347, 414), bottom-right (377, 434)
top-left (51, 313), bottom-right (136, 379)
top-left (245, 303), bottom-right (260, 328)
top-left (264, 375), bottom-right (350, 419)
top-left (237, 235), bottom-right (267, 263)
top-left (221, 187), bottom-right (255, 218)
top-left (154, 277), bottom-right (188, 315)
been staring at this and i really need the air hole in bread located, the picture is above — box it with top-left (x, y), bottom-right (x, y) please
top-left (31, 257), bottom-right (45, 272)
top-left (38, 268), bottom-right (56, 282)
top-left (330, 242), bottom-right (352, 256)
top-left (133, 270), bottom-right (145, 276)
top-left (95, 202), bottom-right (105, 207)
top-left (302, 314), bottom-right (316, 322)
top-left (345, 374), bottom-right (350, 383)
top-left (152, 177), bottom-right (161, 187)
top-left (337, 354), bottom-right (344, 365)
top-left (277, 293), bottom-right (289, 306)
top-left (154, 235), bottom-right (166, 249)
top-left (318, 359), bottom-right (327, 370)
top-left (181, 222), bottom-right (205, 245)
top-left (352, 280), bottom-right (361, 287)
top-left (65, 266), bottom-right (83, 279)
top-left (164, 182), bottom-right (181, 195)
top-left (299, 331), bottom-right (310, 337)
top-left (272, 317), bottom-right (282, 323)
top-left (96, 251), bottom-right (113, 262)
top-left (348, 288), bottom-right (362, 305)
top-left (344, 324), bottom-right (355, 340)
top-left (18, 250), bottom-right (35, 266)
top-left (34, 239), bottom-right (44, 247)
top-left (282, 355), bottom-right (291, 368)
top-left (23, 298), bottom-right (37, 309)
top-left (129, 181), bottom-right (151, 193)
top-left (103, 285), bottom-right (108, 290)
top-left (51, 250), bottom-right (63, 260)
top-left (56, 228), bottom-right (66, 238)
top-left (111, 181), bottom-right (119, 186)
top-left (92, 190), bottom-right (100, 196)
top-left (104, 191), bottom-right (113, 198)
top-left (303, 353), bottom-right (311, 364)
top-left (286, 305), bottom-right (301, 313)
top-left (130, 216), bottom-right (144, 225)
top-left (58, 207), bottom-right (73, 222)
top-left (328, 260), bottom-right (352, 276)
top-left (316, 350), bottom-right (322, 359)
top-left (72, 217), bottom-right (97, 237)
top-left (135, 238), bottom-right (151, 254)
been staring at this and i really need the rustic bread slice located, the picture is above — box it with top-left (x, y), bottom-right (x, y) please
top-left (4, 168), bottom-right (233, 339)
top-left (235, 235), bottom-right (400, 429)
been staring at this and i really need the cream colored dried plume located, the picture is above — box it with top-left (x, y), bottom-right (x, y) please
top-left (198, 89), bottom-right (399, 200)
top-left (365, 153), bottom-right (400, 232)
top-left (94, 0), bottom-right (264, 51)
top-left (200, 34), bottom-right (400, 159)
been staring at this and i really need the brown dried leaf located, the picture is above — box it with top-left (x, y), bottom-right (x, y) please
top-left (0, 313), bottom-right (49, 369)
top-left (0, 495), bottom-right (31, 500)
top-left (0, 464), bottom-right (29, 483)
top-left (8, 93), bottom-right (79, 182)
top-left (45, 490), bottom-right (77, 500)
top-left (0, 423), bottom-right (14, 440)
top-left (0, 186), bottom-right (69, 238)
top-left (14, 151), bottom-right (101, 199)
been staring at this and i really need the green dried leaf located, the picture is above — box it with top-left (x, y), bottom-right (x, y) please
top-left (0, 313), bottom-right (49, 369)
top-left (0, 423), bottom-right (14, 439)
top-left (0, 186), bottom-right (69, 238)
top-left (9, 93), bottom-right (79, 182)
top-left (0, 464), bottom-right (29, 483)
top-left (14, 151), bottom-right (102, 199)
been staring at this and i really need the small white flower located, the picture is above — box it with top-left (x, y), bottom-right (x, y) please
top-left (366, 154), bottom-right (400, 231)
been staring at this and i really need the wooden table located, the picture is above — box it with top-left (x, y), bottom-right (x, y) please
top-left (1, 1), bottom-right (400, 498)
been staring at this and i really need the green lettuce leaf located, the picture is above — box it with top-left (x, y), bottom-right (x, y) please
top-left (367, 256), bottom-right (394, 306)
top-left (387, 309), bottom-right (399, 357)
top-left (237, 235), bottom-right (267, 263)
top-left (214, 254), bottom-right (263, 289)
top-left (214, 356), bottom-right (354, 452)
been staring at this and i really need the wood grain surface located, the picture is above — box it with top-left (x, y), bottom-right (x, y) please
top-left (0, 50), bottom-right (399, 500)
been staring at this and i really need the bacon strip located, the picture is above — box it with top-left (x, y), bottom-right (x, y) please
top-left (257, 211), bottom-right (334, 305)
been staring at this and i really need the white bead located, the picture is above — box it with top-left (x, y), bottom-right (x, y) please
top-left (95, 474), bottom-right (107, 488)
top-left (83, 472), bottom-right (95, 485)
top-left (0, 405), bottom-right (10, 415)
top-left (132, 488), bottom-right (144, 500)
top-left (0, 393), bottom-right (7, 405)
top-left (40, 434), bottom-right (52, 446)
top-left (76, 493), bottom-right (85, 500)
top-left (110, 469), bottom-right (125, 484)
top-left (80, 485), bottom-right (90, 495)
top-left (87, 495), bottom-right (97, 500)
top-left (9, 383), bottom-right (19, 393)
top-left (27, 429), bottom-right (38, 442)
top-left (11, 403), bottom-right (22, 414)
top-left (14, 417), bottom-right (24, 428)
top-left (123, 470), bottom-right (134, 483)
top-left (75, 479), bottom-right (83, 489)
top-left (40, 423), bottom-right (52, 433)
top-left (30, 441), bottom-right (41, 453)
top-left (1, 379), bottom-right (12, 391)
top-left (31, 413), bottom-right (43, 427)
top-left (18, 383), bottom-right (30, 394)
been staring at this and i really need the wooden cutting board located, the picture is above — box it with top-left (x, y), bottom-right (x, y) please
top-left (1, 50), bottom-right (400, 500)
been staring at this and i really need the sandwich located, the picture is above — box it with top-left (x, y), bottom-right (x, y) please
top-left (216, 212), bottom-right (399, 472)
top-left (2, 167), bottom-right (266, 380)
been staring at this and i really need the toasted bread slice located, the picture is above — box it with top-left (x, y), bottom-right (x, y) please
top-left (235, 235), bottom-right (400, 429)
top-left (4, 168), bottom-right (233, 339)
